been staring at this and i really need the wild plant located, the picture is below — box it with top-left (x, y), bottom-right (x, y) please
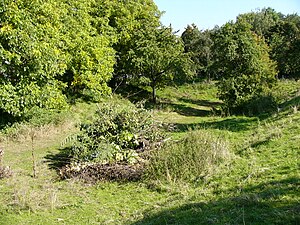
top-left (145, 129), bottom-right (231, 183)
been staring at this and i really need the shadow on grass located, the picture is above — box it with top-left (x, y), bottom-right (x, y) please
top-left (157, 102), bottom-right (212, 117)
top-left (131, 177), bottom-right (300, 225)
top-left (236, 137), bottom-right (273, 156)
top-left (114, 85), bottom-right (152, 104)
top-left (258, 95), bottom-right (300, 123)
top-left (114, 84), bottom-right (224, 115)
top-left (44, 148), bottom-right (71, 171)
top-left (280, 95), bottom-right (300, 110)
top-left (115, 85), bottom-right (216, 117)
top-left (179, 97), bottom-right (222, 108)
top-left (174, 117), bottom-right (257, 133)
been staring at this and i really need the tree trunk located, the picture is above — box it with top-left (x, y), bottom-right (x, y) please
top-left (152, 84), bottom-right (156, 104)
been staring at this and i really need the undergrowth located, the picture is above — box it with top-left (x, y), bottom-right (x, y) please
top-left (145, 129), bottom-right (231, 183)
top-left (64, 99), bottom-right (163, 164)
top-left (0, 80), bottom-right (299, 224)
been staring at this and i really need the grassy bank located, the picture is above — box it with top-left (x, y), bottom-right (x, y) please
top-left (0, 80), bottom-right (299, 224)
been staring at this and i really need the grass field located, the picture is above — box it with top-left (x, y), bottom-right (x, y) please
top-left (0, 80), bottom-right (299, 225)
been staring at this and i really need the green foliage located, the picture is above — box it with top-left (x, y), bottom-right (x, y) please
top-left (213, 21), bottom-right (278, 114)
top-left (128, 26), bottom-right (195, 103)
top-left (145, 130), bottom-right (230, 183)
top-left (102, 0), bottom-right (161, 84)
top-left (59, 0), bottom-right (115, 99)
top-left (237, 8), bottom-right (300, 79)
top-left (181, 24), bottom-right (215, 80)
top-left (267, 15), bottom-right (300, 78)
top-left (0, 81), bottom-right (68, 117)
top-left (0, 0), bottom-right (116, 117)
top-left (236, 94), bottom-right (278, 116)
top-left (236, 8), bottom-right (282, 37)
top-left (0, 0), bottom-right (175, 118)
top-left (0, 0), bottom-right (69, 117)
top-left (67, 98), bottom-right (163, 164)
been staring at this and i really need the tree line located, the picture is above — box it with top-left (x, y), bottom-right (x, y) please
top-left (0, 0), bottom-right (190, 118)
top-left (0, 1), bottom-right (299, 119)
top-left (182, 8), bottom-right (300, 114)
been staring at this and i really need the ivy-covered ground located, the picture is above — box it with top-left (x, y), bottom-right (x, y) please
top-left (0, 80), bottom-right (299, 225)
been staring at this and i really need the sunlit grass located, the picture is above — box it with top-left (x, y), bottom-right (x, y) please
top-left (0, 80), bottom-right (299, 224)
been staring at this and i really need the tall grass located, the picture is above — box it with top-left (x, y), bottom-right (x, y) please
top-left (145, 129), bottom-right (231, 183)
top-left (0, 109), bottom-right (73, 142)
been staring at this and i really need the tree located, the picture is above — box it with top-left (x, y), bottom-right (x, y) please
top-left (0, 0), bottom-right (69, 116)
top-left (181, 24), bottom-right (214, 80)
top-left (97, 0), bottom-right (162, 88)
top-left (267, 14), bottom-right (300, 78)
top-left (57, 0), bottom-right (115, 99)
top-left (128, 26), bottom-right (194, 103)
top-left (237, 8), bottom-right (300, 79)
top-left (236, 8), bottom-right (282, 37)
top-left (0, 0), bottom-right (116, 117)
top-left (213, 21), bottom-right (278, 113)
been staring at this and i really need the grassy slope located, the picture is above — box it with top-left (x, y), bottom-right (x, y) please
top-left (0, 80), bottom-right (299, 225)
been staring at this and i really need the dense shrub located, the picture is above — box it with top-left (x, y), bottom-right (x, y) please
top-left (145, 129), bottom-right (230, 183)
top-left (231, 94), bottom-right (278, 116)
top-left (0, 0), bottom-right (116, 117)
top-left (66, 99), bottom-right (163, 165)
top-left (214, 21), bottom-right (278, 115)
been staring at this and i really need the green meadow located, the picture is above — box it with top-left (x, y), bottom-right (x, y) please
top-left (0, 80), bottom-right (299, 225)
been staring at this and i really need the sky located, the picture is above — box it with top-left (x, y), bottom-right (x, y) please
top-left (153, 0), bottom-right (300, 33)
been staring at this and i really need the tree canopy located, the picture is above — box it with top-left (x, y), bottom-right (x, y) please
top-left (128, 26), bottom-right (194, 103)
top-left (213, 20), bottom-right (278, 113)
top-left (1, 0), bottom-right (191, 118)
top-left (181, 24), bottom-right (214, 80)
top-left (236, 8), bottom-right (300, 79)
top-left (181, 8), bottom-right (299, 114)
top-left (1, 0), bottom-right (65, 116)
top-left (1, 1), bottom-right (299, 118)
top-left (267, 15), bottom-right (300, 78)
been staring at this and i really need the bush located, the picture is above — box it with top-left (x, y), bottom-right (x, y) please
top-left (231, 94), bottom-right (278, 116)
top-left (214, 21), bottom-right (278, 114)
top-left (66, 98), bottom-right (163, 165)
top-left (145, 129), bottom-right (230, 183)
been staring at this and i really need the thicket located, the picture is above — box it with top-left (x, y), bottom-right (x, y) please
top-left (213, 21), bottom-right (278, 115)
top-left (181, 8), bottom-right (300, 114)
top-left (2, 1), bottom-right (298, 120)
top-left (60, 98), bottom-right (164, 181)
top-left (237, 9), bottom-right (300, 79)
top-left (0, 0), bottom-right (115, 118)
top-left (66, 99), bottom-right (163, 164)
top-left (1, 0), bottom-right (191, 120)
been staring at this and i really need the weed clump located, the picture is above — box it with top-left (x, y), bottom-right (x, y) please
top-left (0, 147), bottom-right (12, 179)
top-left (145, 129), bottom-right (231, 183)
top-left (0, 166), bottom-right (12, 179)
top-left (60, 98), bottom-right (164, 182)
